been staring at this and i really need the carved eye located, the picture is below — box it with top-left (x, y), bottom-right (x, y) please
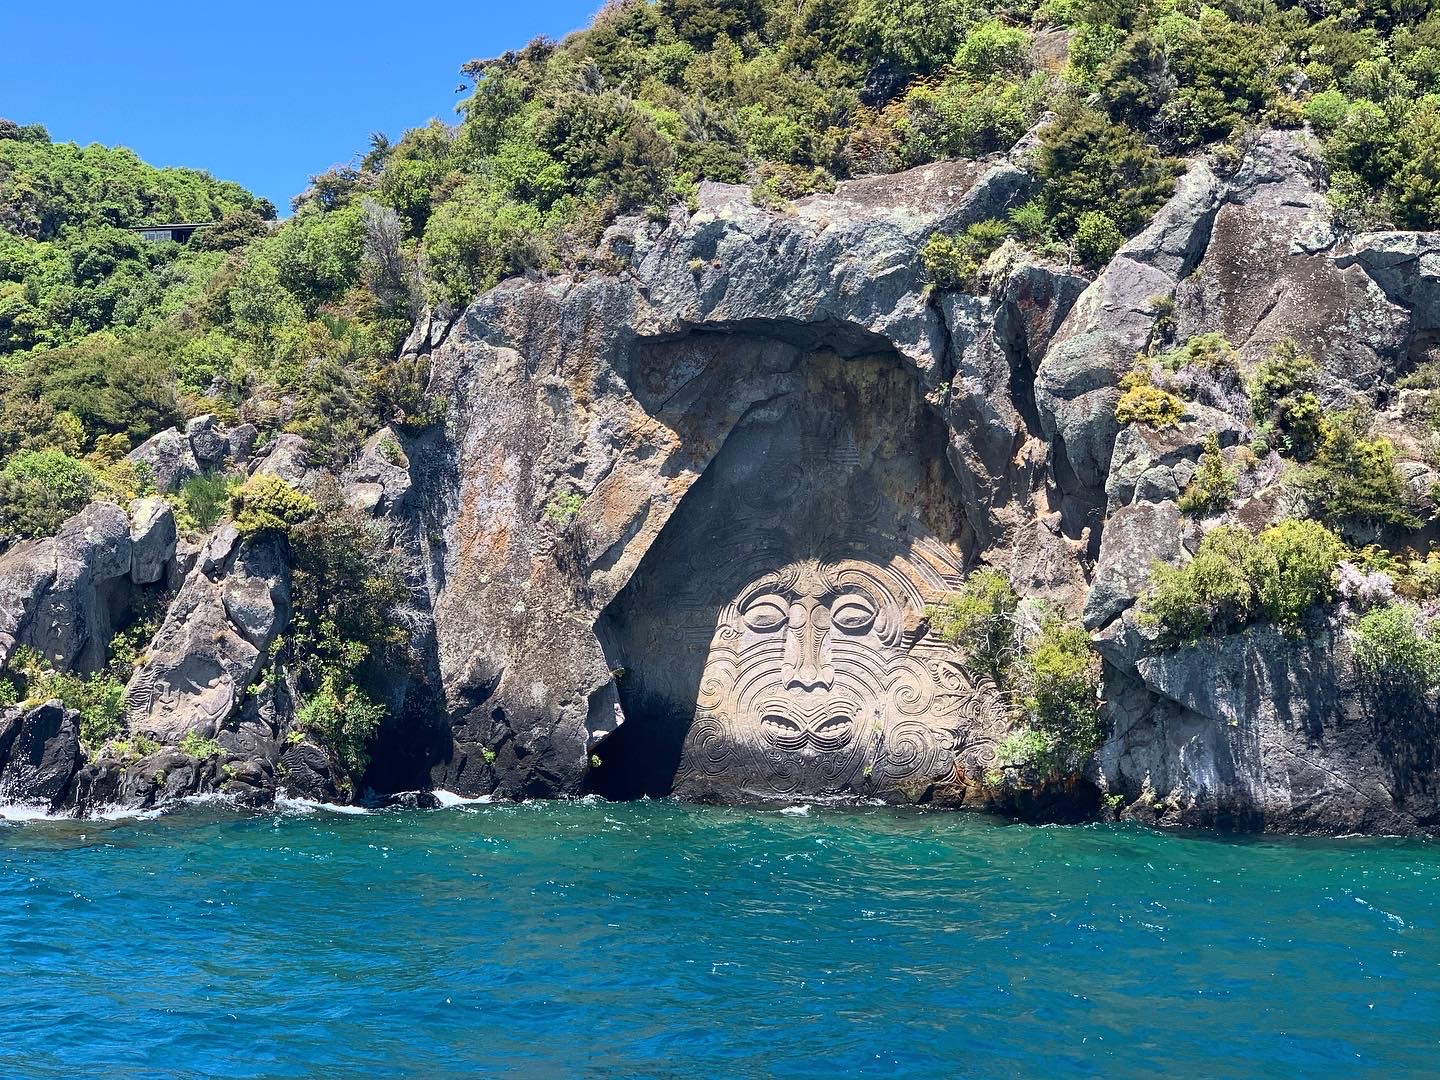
top-left (742, 594), bottom-right (789, 632)
top-left (831, 594), bottom-right (877, 634)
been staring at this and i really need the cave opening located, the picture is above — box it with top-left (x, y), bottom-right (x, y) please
top-left (587, 344), bottom-right (1010, 803)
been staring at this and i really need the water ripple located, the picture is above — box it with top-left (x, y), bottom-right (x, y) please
top-left (1, 801), bottom-right (1436, 1077)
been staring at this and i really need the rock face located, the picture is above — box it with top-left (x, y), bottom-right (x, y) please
top-left (0, 702), bottom-right (82, 810)
top-left (124, 524), bottom-right (289, 744)
top-left (7, 132), bottom-right (1440, 834)
top-left (418, 159), bottom-right (1058, 804)
top-left (0, 500), bottom-right (177, 674)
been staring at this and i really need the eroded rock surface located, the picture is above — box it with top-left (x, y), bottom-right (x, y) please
top-left (7, 133), bottom-right (1440, 834)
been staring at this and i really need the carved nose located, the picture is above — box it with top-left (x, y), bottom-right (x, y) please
top-left (783, 600), bottom-right (834, 691)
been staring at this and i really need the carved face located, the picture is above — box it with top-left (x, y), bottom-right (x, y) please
top-left (597, 354), bottom-right (1013, 801)
top-left (678, 554), bottom-right (999, 797)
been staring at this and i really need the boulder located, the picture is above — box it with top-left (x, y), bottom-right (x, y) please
top-left (128, 498), bottom-right (177, 586)
top-left (0, 502), bottom-right (135, 674)
top-left (124, 531), bottom-right (290, 743)
top-left (251, 434), bottom-right (313, 488)
top-left (186, 414), bottom-right (228, 470)
top-left (127, 428), bottom-right (200, 493)
top-left (343, 428), bottom-right (413, 516)
top-left (0, 701), bottom-right (83, 810)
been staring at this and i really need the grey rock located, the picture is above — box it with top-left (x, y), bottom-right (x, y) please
top-left (125, 532), bottom-right (290, 743)
top-left (251, 434), bottom-right (313, 489)
top-left (1335, 232), bottom-right (1440, 334)
top-left (227, 423), bottom-right (260, 465)
top-left (343, 428), bottom-right (413, 516)
top-left (129, 498), bottom-right (177, 586)
top-left (0, 701), bottom-right (82, 810)
top-left (13, 502), bottom-right (134, 673)
top-left (1083, 500), bottom-right (1185, 630)
top-left (186, 415), bottom-right (227, 469)
top-left (127, 428), bottom-right (200, 493)
top-left (1036, 161), bottom-right (1224, 494)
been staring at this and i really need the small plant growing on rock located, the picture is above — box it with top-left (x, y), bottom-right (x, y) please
top-left (298, 676), bottom-right (385, 785)
top-left (1351, 602), bottom-right (1440, 701)
top-left (1294, 408), bottom-right (1422, 536)
top-left (1249, 338), bottom-right (1323, 458)
top-left (927, 568), bottom-right (1020, 678)
top-left (920, 219), bottom-right (1010, 290)
top-left (1177, 434), bottom-right (1237, 516)
top-left (230, 474), bottom-right (317, 537)
top-left (1007, 199), bottom-right (1051, 240)
top-left (377, 436), bottom-right (407, 468)
top-left (176, 471), bottom-right (239, 533)
top-left (178, 730), bottom-right (223, 759)
top-left (1114, 364), bottom-right (1185, 428)
top-left (543, 491), bottom-right (585, 526)
top-left (1073, 210), bottom-right (1125, 268)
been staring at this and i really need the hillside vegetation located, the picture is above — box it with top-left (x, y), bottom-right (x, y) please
top-left (1, 0), bottom-right (1437, 538)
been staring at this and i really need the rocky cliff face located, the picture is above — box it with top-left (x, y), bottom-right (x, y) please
top-left (3, 129), bottom-right (1439, 834)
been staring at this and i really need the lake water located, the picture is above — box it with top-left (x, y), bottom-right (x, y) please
top-left (1, 798), bottom-right (1436, 1078)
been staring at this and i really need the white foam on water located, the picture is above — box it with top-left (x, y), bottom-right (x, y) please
top-left (91, 805), bottom-right (164, 822)
top-left (780, 804), bottom-right (812, 816)
top-left (0, 801), bottom-right (161, 824)
top-left (0, 803), bottom-right (56, 823)
top-left (274, 795), bottom-right (372, 816)
top-left (432, 789), bottom-right (493, 808)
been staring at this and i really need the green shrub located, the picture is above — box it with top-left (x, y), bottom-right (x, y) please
top-left (1351, 602), bottom-right (1440, 699)
top-left (177, 471), bottom-right (238, 532)
top-left (1016, 616), bottom-right (1102, 759)
top-left (0, 448), bottom-right (96, 543)
top-left (1255, 519), bottom-right (1346, 627)
top-left (178, 730), bottom-right (222, 759)
top-left (230, 474), bottom-right (317, 537)
top-left (982, 614), bottom-right (1102, 785)
top-left (297, 675), bottom-right (385, 785)
top-left (1114, 365), bottom-right (1185, 428)
top-left (1177, 434), bottom-right (1237, 516)
top-left (1144, 525), bottom-right (1262, 642)
top-left (1007, 199), bottom-right (1051, 240)
top-left (920, 220), bottom-right (1010, 290)
top-left (954, 19), bottom-right (1030, 78)
top-left (1249, 338), bottom-right (1324, 458)
top-left (1304, 89), bottom-right (1351, 132)
top-left (1159, 332), bottom-right (1239, 376)
top-left (422, 186), bottom-right (548, 308)
top-left (926, 568), bottom-right (1019, 678)
top-left (1142, 520), bottom-right (1344, 642)
top-left (1035, 107), bottom-right (1182, 237)
top-left (1295, 409), bottom-right (1422, 533)
top-left (1073, 210), bottom-right (1125, 268)
top-left (9, 647), bottom-right (125, 751)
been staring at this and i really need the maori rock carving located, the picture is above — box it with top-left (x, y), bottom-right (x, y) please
top-left (599, 352), bottom-right (1015, 801)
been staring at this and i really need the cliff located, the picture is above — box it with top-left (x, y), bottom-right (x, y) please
top-left (2, 122), bottom-right (1438, 833)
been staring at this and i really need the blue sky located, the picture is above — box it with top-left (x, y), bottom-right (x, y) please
top-left (2, 0), bottom-right (602, 213)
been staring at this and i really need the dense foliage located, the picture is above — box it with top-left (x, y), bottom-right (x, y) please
top-left (1, 1), bottom-right (1434, 486)
top-left (283, 480), bottom-right (410, 788)
top-left (1142, 519), bottom-right (1346, 641)
top-left (930, 570), bottom-right (1101, 785)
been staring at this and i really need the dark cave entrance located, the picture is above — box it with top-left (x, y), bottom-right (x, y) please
top-left (586, 345), bottom-right (981, 802)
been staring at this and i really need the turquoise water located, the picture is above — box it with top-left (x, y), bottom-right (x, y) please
top-left (1, 800), bottom-right (1436, 1078)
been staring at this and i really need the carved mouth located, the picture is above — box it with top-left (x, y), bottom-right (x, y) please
top-left (759, 712), bottom-right (854, 751)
